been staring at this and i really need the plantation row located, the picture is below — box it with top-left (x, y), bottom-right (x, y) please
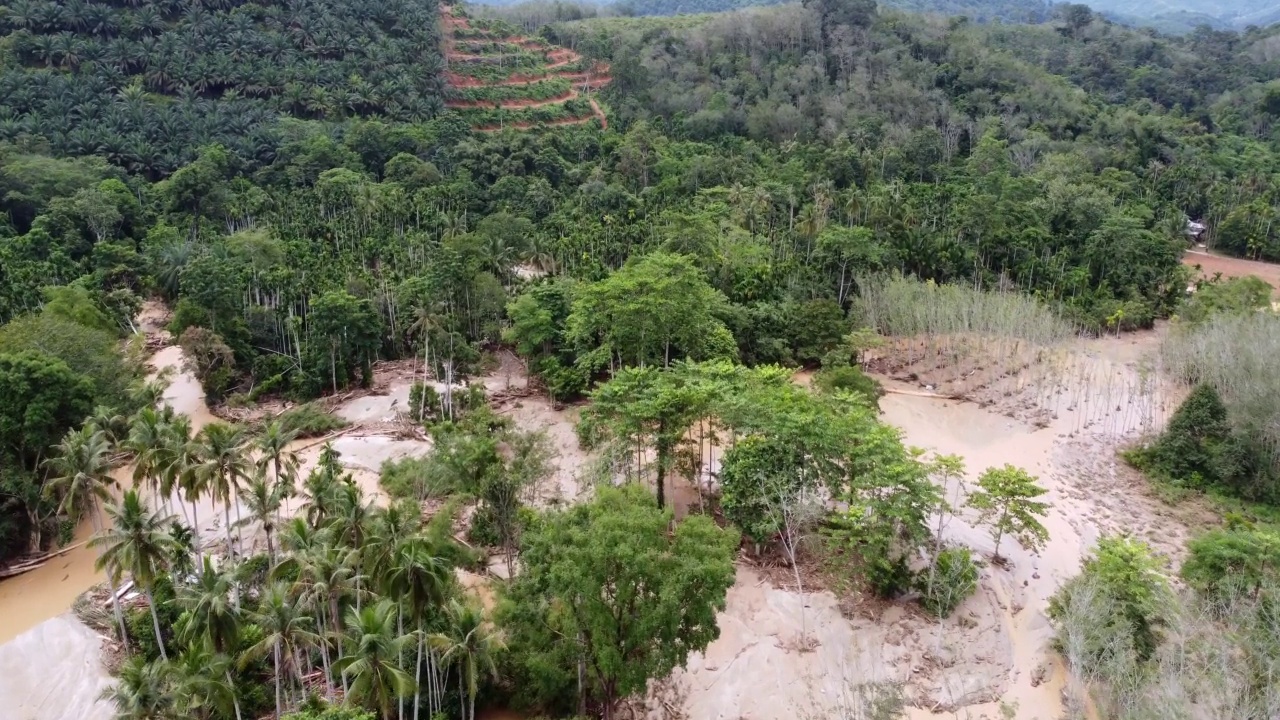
top-left (440, 1), bottom-right (609, 131)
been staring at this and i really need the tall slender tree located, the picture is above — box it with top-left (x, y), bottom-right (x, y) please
top-left (431, 599), bottom-right (506, 720)
top-left (45, 426), bottom-right (129, 646)
top-left (92, 490), bottom-right (175, 660)
top-left (195, 422), bottom-right (251, 558)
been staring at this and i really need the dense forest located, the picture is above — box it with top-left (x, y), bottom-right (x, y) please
top-left (0, 0), bottom-right (446, 175)
top-left (478, 0), bottom-right (1054, 23)
top-left (3, 0), bottom-right (1280, 719)
top-left (5, 0), bottom-right (1280, 556)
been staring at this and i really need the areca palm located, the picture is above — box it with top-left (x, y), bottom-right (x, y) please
top-left (92, 490), bottom-right (175, 660)
top-left (101, 656), bottom-right (172, 720)
top-left (337, 599), bottom-right (416, 720)
top-left (243, 582), bottom-right (320, 719)
top-left (166, 416), bottom-right (206, 563)
top-left (430, 600), bottom-right (506, 720)
top-left (236, 470), bottom-right (282, 560)
top-left (44, 426), bottom-right (129, 645)
top-left (195, 422), bottom-right (251, 558)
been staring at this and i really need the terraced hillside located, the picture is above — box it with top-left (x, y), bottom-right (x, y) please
top-left (441, 2), bottom-right (609, 131)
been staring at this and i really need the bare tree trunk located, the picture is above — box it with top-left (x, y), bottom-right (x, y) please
top-left (274, 640), bottom-right (283, 719)
top-left (226, 668), bottom-right (244, 720)
top-left (413, 629), bottom-right (424, 720)
top-left (92, 509), bottom-right (129, 648)
top-left (146, 588), bottom-right (167, 661)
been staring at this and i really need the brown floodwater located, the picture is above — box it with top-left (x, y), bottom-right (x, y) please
top-left (0, 345), bottom-right (211, 644)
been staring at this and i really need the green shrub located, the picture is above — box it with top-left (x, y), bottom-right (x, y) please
top-left (283, 698), bottom-right (376, 720)
top-left (1126, 383), bottom-right (1276, 500)
top-left (1049, 536), bottom-right (1172, 664)
top-left (864, 552), bottom-right (915, 599)
top-left (814, 365), bottom-right (883, 410)
top-left (277, 402), bottom-right (348, 438)
top-left (1180, 275), bottom-right (1272, 326)
top-left (917, 547), bottom-right (979, 618)
top-left (468, 504), bottom-right (502, 547)
top-left (1181, 528), bottom-right (1280, 604)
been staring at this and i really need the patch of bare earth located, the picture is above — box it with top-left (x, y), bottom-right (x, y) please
top-left (1184, 249), bottom-right (1280, 296)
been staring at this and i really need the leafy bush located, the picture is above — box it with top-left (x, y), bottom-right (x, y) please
top-left (813, 365), bottom-right (883, 409)
top-left (277, 403), bottom-right (349, 439)
top-left (917, 547), bottom-right (979, 618)
top-left (1125, 383), bottom-right (1273, 500)
top-left (468, 504), bottom-right (503, 547)
top-left (1179, 275), bottom-right (1272, 326)
top-left (1181, 528), bottom-right (1280, 604)
top-left (284, 698), bottom-right (376, 720)
top-left (1049, 536), bottom-right (1172, 664)
top-left (719, 436), bottom-right (808, 548)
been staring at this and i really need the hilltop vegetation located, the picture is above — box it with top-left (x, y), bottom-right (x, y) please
top-left (0, 0), bottom-right (445, 175)
top-left (441, 3), bottom-right (610, 131)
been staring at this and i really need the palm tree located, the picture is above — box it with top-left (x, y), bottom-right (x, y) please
top-left (127, 408), bottom-right (171, 512)
top-left (166, 416), bottom-right (205, 563)
top-left (195, 422), bottom-right (251, 558)
top-left (300, 448), bottom-right (342, 530)
top-left (242, 582), bottom-right (320, 719)
top-left (178, 556), bottom-right (240, 654)
top-left (255, 420), bottom-right (299, 518)
top-left (430, 600), bottom-right (506, 720)
top-left (85, 405), bottom-right (129, 449)
top-left (45, 426), bottom-right (128, 646)
top-left (282, 538), bottom-right (350, 699)
top-left (170, 642), bottom-right (241, 720)
top-left (177, 557), bottom-right (244, 720)
top-left (92, 490), bottom-right (175, 660)
top-left (337, 599), bottom-right (416, 720)
top-left (387, 538), bottom-right (452, 720)
top-left (236, 470), bottom-right (282, 560)
top-left (101, 656), bottom-right (172, 720)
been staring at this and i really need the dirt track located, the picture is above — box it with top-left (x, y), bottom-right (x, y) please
top-left (1184, 249), bottom-right (1280, 296)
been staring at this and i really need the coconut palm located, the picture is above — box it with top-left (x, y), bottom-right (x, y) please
top-left (300, 447), bottom-right (342, 529)
top-left (337, 599), bottom-right (416, 720)
top-left (236, 469), bottom-right (282, 560)
top-left (101, 656), bottom-right (172, 720)
top-left (386, 538), bottom-right (452, 720)
top-left (283, 539), bottom-right (351, 699)
top-left (45, 426), bottom-right (129, 645)
top-left (430, 599), bottom-right (506, 720)
top-left (127, 407), bottom-right (171, 512)
top-left (177, 556), bottom-right (240, 655)
top-left (195, 422), bottom-right (251, 558)
top-left (170, 642), bottom-right (242, 720)
top-left (92, 489), bottom-right (175, 660)
top-left (85, 404), bottom-right (130, 449)
top-left (166, 416), bottom-right (206, 563)
top-left (255, 420), bottom-right (299, 519)
top-left (242, 582), bottom-right (321, 718)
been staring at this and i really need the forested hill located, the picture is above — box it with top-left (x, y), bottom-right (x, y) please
top-left (479, 0), bottom-right (1054, 23)
top-left (5, 0), bottom-right (1280, 562)
top-left (0, 0), bottom-right (445, 177)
